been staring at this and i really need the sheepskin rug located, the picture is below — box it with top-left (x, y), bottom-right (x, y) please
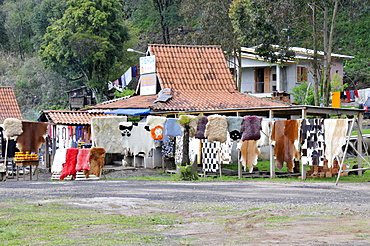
top-left (3, 118), bottom-right (23, 137)
top-left (205, 115), bottom-right (228, 143)
top-left (91, 116), bottom-right (127, 153)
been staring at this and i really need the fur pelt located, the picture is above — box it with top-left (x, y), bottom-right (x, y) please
top-left (91, 116), bottom-right (127, 153)
top-left (178, 115), bottom-right (199, 138)
top-left (205, 115), bottom-right (228, 143)
top-left (195, 116), bottom-right (208, 139)
top-left (60, 148), bottom-right (79, 180)
top-left (16, 121), bottom-right (48, 153)
top-left (3, 118), bottom-right (23, 137)
top-left (76, 148), bottom-right (91, 171)
top-left (227, 116), bottom-right (242, 141)
top-left (241, 116), bottom-right (262, 141)
top-left (324, 119), bottom-right (348, 168)
top-left (146, 116), bottom-right (167, 129)
top-left (240, 140), bottom-right (260, 173)
top-left (271, 120), bottom-right (301, 172)
top-left (84, 147), bottom-right (106, 178)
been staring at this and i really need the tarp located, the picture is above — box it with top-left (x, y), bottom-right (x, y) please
top-left (104, 108), bottom-right (150, 115)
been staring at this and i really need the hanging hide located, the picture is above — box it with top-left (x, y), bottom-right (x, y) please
top-left (195, 116), bottom-right (208, 139)
top-left (76, 148), bottom-right (91, 171)
top-left (91, 116), bottom-right (127, 153)
top-left (205, 115), bottom-right (228, 143)
top-left (301, 119), bottom-right (325, 166)
top-left (3, 118), bottom-right (23, 137)
top-left (271, 120), bottom-right (301, 172)
top-left (257, 120), bottom-right (270, 147)
top-left (240, 140), bottom-right (260, 173)
top-left (241, 116), bottom-right (262, 141)
top-left (122, 122), bottom-right (154, 155)
top-left (84, 147), bottom-right (106, 178)
top-left (324, 119), bottom-right (348, 168)
top-left (16, 121), bottom-right (48, 153)
top-left (60, 148), bottom-right (79, 180)
top-left (226, 116), bottom-right (242, 141)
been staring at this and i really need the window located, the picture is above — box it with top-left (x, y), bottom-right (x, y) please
top-left (297, 66), bottom-right (308, 82)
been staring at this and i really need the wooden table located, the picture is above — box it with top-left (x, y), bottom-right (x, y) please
top-left (15, 160), bottom-right (39, 181)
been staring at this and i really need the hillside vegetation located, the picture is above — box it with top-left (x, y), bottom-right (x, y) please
top-left (0, 0), bottom-right (369, 120)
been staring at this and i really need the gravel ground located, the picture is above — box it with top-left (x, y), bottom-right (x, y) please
top-left (2, 167), bottom-right (370, 245)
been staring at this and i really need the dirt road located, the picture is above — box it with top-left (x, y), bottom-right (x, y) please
top-left (1, 177), bottom-right (370, 245)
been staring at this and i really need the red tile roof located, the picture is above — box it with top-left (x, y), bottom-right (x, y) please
top-left (88, 44), bottom-right (288, 113)
top-left (152, 90), bottom-right (287, 111)
top-left (84, 95), bottom-right (157, 110)
top-left (40, 110), bottom-right (105, 125)
top-left (0, 86), bottom-right (22, 122)
top-left (149, 44), bottom-right (237, 92)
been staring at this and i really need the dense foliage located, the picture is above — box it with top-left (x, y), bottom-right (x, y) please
top-left (0, 0), bottom-right (369, 119)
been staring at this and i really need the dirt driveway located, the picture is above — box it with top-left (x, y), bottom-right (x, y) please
top-left (2, 173), bottom-right (370, 245)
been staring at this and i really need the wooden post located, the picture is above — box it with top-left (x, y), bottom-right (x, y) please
top-left (269, 110), bottom-right (275, 179)
top-left (301, 108), bottom-right (307, 180)
top-left (357, 113), bottom-right (363, 176)
top-left (238, 148), bottom-right (242, 179)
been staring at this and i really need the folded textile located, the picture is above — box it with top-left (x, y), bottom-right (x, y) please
top-left (51, 148), bottom-right (67, 173)
top-left (76, 148), bottom-right (91, 171)
top-left (60, 148), bottom-right (79, 180)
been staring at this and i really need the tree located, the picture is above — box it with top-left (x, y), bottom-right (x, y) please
top-left (152, 0), bottom-right (182, 44)
top-left (39, 0), bottom-right (129, 101)
top-left (1, 0), bottom-right (36, 58)
top-left (229, 0), bottom-right (342, 107)
top-left (30, 0), bottom-right (68, 50)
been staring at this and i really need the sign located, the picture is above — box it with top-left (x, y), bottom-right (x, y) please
top-left (140, 55), bottom-right (156, 75)
top-left (140, 73), bottom-right (157, 96)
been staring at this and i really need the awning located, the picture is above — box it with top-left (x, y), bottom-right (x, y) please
top-left (104, 108), bottom-right (150, 115)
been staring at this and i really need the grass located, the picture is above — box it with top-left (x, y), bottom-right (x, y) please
top-left (0, 201), bottom-right (185, 245)
top-left (352, 128), bottom-right (370, 135)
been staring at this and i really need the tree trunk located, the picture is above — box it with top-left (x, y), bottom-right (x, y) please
top-left (181, 124), bottom-right (190, 165)
top-left (312, 3), bottom-right (320, 106)
top-left (324, 0), bottom-right (339, 107)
